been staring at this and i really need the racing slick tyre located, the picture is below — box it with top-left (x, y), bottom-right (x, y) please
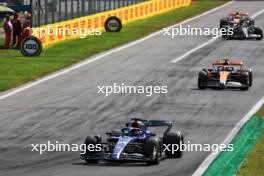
top-left (198, 71), bottom-right (208, 89)
top-left (248, 71), bottom-right (253, 87)
top-left (254, 27), bottom-right (263, 40)
top-left (243, 69), bottom-right (253, 87)
top-left (83, 136), bottom-right (100, 163)
top-left (163, 132), bottom-right (184, 158)
top-left (144, 137), bottom-right (162, 165)
top-left (250, 19), bottom-right (255, 26)
top-left (240, 71), bottom-right (250, 90)
top-left (219, 19), bottom-right (227, 29)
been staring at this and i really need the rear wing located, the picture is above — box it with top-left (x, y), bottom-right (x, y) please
top-left (212, 60), bottom-right (244, 66)
top-left (142, 120), bottom-right (173, 127)
top-left (129, 118), bottom-right (173, 134)
top-left (229, 12), bottom-right (249, 16)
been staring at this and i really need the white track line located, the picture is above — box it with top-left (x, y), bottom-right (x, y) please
top-left (171, 8), bottom-right (264, 64)
top-left (191, 8), bottom-right (264, 176)
top-left (192, 96), bottom-right (264, 176)
top-left (171, 37), bottom-right (219, 63)
top-left (0, 1), bottom-right (234, 100)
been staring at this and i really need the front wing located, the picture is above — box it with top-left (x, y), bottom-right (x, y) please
top-left (80, 152), bottom-right (155, 162)
top-left (206, 80), bottom-right (246, 89)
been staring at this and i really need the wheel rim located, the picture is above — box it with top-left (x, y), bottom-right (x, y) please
top-left (153, 146), bottom-right (157, 159)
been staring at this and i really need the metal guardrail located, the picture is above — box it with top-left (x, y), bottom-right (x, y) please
top-left (31, 0), bottom-right (146, 27)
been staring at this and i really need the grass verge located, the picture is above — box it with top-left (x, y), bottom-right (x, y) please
top-left (256, 105), bottom-right (264, 117)
top-left (0, 0), bottom-right (226, 92)
top-left (237, 105), bottom-right (264, 176)
top-left (203, 105), bottom-right (264, 176)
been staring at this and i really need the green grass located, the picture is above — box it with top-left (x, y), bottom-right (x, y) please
top-left (237, 133), bottom-right (264, 176)
top-left (237, 105), bottom-right (264, 176)
top-left (256, 105), bottom-right (264, 117)
top-left (203, 116), bottom-right (264, 176)
top-left (0, 0), bottom-right (226, 92)
top-left (237, 118), bottom-right (264, 176)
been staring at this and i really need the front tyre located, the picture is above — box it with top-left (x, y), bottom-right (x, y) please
top-left (163, 132), bottom-right (184, 158)
top-left (83, 136), bottom-right (99, 163)
top-left (198, 71), bottom-right (208, 89)
top-left (240, 71), bottom-right (250, 91)
top-left (254, 27), bottom-right (263, 40)
top-left (144, 137), bottom-right (162, 165)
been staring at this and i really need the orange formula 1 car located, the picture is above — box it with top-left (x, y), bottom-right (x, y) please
top-left (198, 59), bottom-right (252, 90)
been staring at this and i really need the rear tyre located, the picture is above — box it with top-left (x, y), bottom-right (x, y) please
top-left (240, 71), bottom-right (250, 91)
top-left (219, 19), bottom-right (227, 29)
top-left (84, 136), bottom-right (99, 163)
top-left (240, 86), bottom-right (249, 91)
top-left (144, 137), bottom-right (161, 165)
top-left (254, 27), bottom-right (263, 40)
top-left (163, 132), bottom-right (184, 158)
top-left (248, 71), bottom-right (253, 87)
top-left (198, 71), bottom-right (208, 89)
top-left (243, 70), bottom-right (253, 87)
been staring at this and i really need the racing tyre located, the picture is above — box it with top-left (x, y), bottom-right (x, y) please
top-left (83, 136), bottom-right (99, 163)
top-left (163, 132), bottom-right (184, 158)
top-left (254, 27), bottom-right (263, 40)
top-left (243, 70), bottom-right (253, 87)
top-left (198, 71), bottom-right (208, 89)
top-left (219, 19), bottom-right (227, 29)
top-left (248, 71), bottom-right (253, 87)
top-left (240, 71), bottom-right (250, 91)
top-left (250, 19), bottom-right (255, 26)
top-left (220, 26), bottom-right (229, 38)
top-left (144, 137), bottom-right (162, 165)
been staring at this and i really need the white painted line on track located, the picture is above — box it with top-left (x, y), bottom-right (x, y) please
top-left (191, 9), bottom-right (264, 175)
top-left (0, 1), bottom-right (234, 100)
top-left (252, 8), bottom-right (264, 18)
top-left (171, 37), bottom-right (219, 63)
top-left (171, 8), bottom-right (264, 64)
top-left (192, 96), bottom-right (264, 176)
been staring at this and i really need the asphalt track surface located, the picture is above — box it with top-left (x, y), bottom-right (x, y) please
top-left (1, 1), bottom-right (264, 176)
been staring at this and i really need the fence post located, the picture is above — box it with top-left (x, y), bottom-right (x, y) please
top-left (71, 0), bottom-right (73, 19)
top-left (65, 0), bottom-right (68, 20)
top-left (30, 0), bottom-right (33, 27)
top-left (82, 0), bottom-right (85, 16)
top-left (88, 0), bottom-right (93, 14)
top-left (77, 0), bottom-right (80, 17)
top-left (37, 0), bottom-right (40, 26)
top-left (45, 0), bottom-right (48, 24)
top-left (52, 0), bottom-right (55, 23)
top-left (59, 0), bottom-right (61, 22)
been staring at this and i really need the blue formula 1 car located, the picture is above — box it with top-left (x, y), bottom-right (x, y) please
top-left (80, 118), bottom-right (184, 165)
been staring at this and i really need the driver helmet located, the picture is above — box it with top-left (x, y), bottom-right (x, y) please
top-left (223, 59), bottom-right (229, 65)
top-left (131, 119), bottom-right (144, 128)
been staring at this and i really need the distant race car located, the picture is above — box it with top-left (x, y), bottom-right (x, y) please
top-left (220, 12), bottom-right (255, 28)
top-left (220, 12), bottom-right (263, 40)
top-left (80, 118), bottom-right (184, 165)
top-left (198, 59), bottom-right (252, 90)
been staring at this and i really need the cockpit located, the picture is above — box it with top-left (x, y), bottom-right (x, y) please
top-left (121, 128), bottom-right (144, 136)
top-left (217, 66), bottom-right (234, 72)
